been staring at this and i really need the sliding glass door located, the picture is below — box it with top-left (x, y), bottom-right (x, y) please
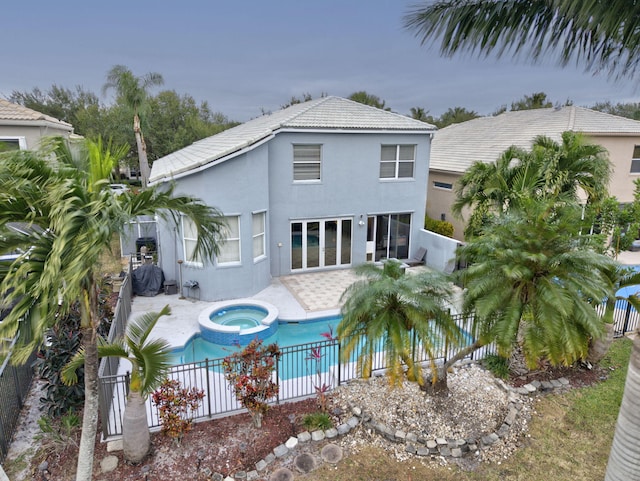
top-left (291, 218), bottom-right (352, 270)
top-left (367, 213), bottom-right (411, 261)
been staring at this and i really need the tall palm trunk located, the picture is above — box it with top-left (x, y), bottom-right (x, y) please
top-left (123, 390), bottom-right (151, 462)
top-left (604, 331), bottom-right (640, 480)
top-left (133, 113), bottom-right (150, 188)
top-left (76, 325), bottom-right (99, 481)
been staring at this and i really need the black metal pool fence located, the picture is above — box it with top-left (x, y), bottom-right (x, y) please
top-left (98, 313), bottom-right (496, 439)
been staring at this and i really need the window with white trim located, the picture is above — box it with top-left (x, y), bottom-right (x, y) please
top-left (380, 144), bottom-right (415, 179)
top-left (182, 217), bottom-right (201, 265)
top-left (293, 144), bottom-right (321, 181)
top-left (632, 145), bottom-right (640, 173)
top-left (0, 136), bottom-right (26, 151)
top-left (433, 181), bottom-right (453, 190)
top-left (218, 215), bottom-right (241, 264)
top-left (252, 212), bottom-right (266, 260)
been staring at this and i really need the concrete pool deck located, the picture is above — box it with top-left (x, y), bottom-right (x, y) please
top-left (133, 268), bottom-right (368, 349)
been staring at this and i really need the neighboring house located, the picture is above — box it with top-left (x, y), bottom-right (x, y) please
top-left (150, 96), bottom-right (436, 301)
top-left (0, 98), bottom-right (73, 151)
top-left (428, 106), bottom-right (640, 240)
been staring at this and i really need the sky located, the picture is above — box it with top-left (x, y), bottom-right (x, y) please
top-left (2, 0), bottom-right (639, 123)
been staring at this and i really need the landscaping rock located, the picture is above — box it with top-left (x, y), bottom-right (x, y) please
top-left (297, 431), bottom-right (311, 443)
top-left (285, 436), bottom-right (298, 449)
top-left (311, 430), bottom-right (325, 442)
top-left (269, 467), bottom-right (294, 481)
top-left (100, 456), bottom-right (118, 474)
top-left (294, 453), bottom-right (317, 473)
top-left (106, 439), bottom-right (123, 452)
top-left (273, 444), bottom-right (288, 458)
top-left (320, 444), bottom-right (343, 464)
top-left (325, 427), bottom-right (338, 439)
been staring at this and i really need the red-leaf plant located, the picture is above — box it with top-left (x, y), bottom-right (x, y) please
top-left (151, 378), bottom-right (205, 445)
top-left (222, 339), bottom-right (280, 428)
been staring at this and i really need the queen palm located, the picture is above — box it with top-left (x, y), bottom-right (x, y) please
top-left (103, 65), bottom-right (164, 188)
top-left (338, 259), bottom-right (463, 390)
top-left (0, 138), bottom-right (225, 481)
top-left (458, 199), bottom-right (617, 368)
top-left (63, 306), bottom-right (172, 463)
top-left (404, 1), bottom-right (640, 80)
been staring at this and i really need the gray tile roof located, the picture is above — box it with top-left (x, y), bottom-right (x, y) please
top-left (0, 98), bottom-right (73, 128)
top-left (150, 96), bottom-right (435, 183)
top-left (430, 106), bottom-right (640, 173)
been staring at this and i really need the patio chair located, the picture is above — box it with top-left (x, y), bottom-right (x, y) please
top-left (405, 247), bottom-right (427, 267)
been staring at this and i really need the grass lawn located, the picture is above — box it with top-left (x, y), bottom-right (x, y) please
top-left (304, 337), bottom-right (633, 481)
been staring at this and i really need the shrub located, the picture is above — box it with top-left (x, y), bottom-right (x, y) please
top-left (151, 378), bottom-right (205, 444)
top-left (424, 215), bottom-right (455, 238)
top-left (302, 412), bottom-right (333, 431)
top-left (36, 412), bottom-right (80, 455)
top-left (222, 339), bottom-right (280, 428)
top-left (482, 354), bottom-right (511, 379)
top-left (34, 282), bottom-right (114, 416)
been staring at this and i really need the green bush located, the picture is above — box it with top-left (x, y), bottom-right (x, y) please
top-left (34, 282), bottom-right (114, 416)
top-left (482, 354), bottom-right (511, 379)
top-left (302, 412), bottom-right (333, 431)
top-left (424, 215), bottom-right (455, 238)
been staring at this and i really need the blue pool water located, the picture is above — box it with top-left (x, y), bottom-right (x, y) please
top-left (211, 306), bottom-right (266, 329)
top-left (170, 316), bottom-right (340, 367)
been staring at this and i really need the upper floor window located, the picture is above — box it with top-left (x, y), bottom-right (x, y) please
top-left (380, 144), bottom-right (415, 179)
top-left (293, 144), bottom-right (321, 181)
top-left (252, 211), bottom-right (266, 260)
top-left (632, 145), bottom-right (640, 173)
top-left (218, 215), bottom-right (241, 264)
top-left (182, 216), bottom-right (202, 266)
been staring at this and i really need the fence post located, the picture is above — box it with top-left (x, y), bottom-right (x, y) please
top-left (205, 359), bottom-right (211, 418)
top-left (623, 302), bottom-right (633, 334)
top-left (337, 341), bottom-right (341, 386)
top-left (275, 352), bottom-right (280, 405)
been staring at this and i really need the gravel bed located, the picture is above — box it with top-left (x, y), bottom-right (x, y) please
top-left (329, 362), bottom-right (533, 466)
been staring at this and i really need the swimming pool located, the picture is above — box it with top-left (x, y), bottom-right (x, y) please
top-left (170, 315), bottom-right (340, 365)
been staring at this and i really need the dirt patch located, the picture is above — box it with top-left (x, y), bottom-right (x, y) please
top-left (34, 398), bottom-right (320, 480)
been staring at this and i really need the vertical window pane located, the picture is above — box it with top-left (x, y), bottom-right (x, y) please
top-left (218, 216), bottom-right (240, 264)
top-left (341, 219), bottom-right (352, 264)
top-left (182, 217), bottom-right (200, 264)
top-left (398, 162), bottom-right (414, 178)
top-left (307, 222), bottom-right (320, 268)
top-left (252, 212), bottom-right (265, 259)
top-left (291, 222), bottom-right (302, 270)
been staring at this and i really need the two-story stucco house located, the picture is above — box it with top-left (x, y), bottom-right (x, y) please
top-left (427, 106), bottom-right (640, 240)
top-left (149, 96), bottom-right (436, 301)
top-left (0, 98), bottom-right (73, 150)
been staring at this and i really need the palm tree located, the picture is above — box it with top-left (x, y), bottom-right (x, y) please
top-left (453, 131), bottom-right (611, 238)
top-left (0, 138), bottom-right (225, 481)
top-left (604, 330), bottom-right (640, 480)
top-left (103, 65), bottom-right (164, 188)
top-left (63, 306), bottom-right (172, 463)
top-left (457, 200), bottom-right (617, 369)
top-left (337, 259), bottom-right (463, 391)
top-left (404, 1), bottom-right (640, 80)
top-left (531, 131), bottom-right (611, 204)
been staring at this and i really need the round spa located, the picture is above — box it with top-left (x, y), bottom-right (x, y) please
top-left (198, 299), bottom-right (279, 346)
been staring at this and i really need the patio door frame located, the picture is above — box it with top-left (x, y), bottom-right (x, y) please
top-left (291, 217), bottom-right (352, 271)
top-left (367, 212), bottom-right (412, 262)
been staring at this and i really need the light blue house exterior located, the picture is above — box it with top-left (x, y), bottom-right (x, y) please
top-left (149, 97), bottom-right (436, 301)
